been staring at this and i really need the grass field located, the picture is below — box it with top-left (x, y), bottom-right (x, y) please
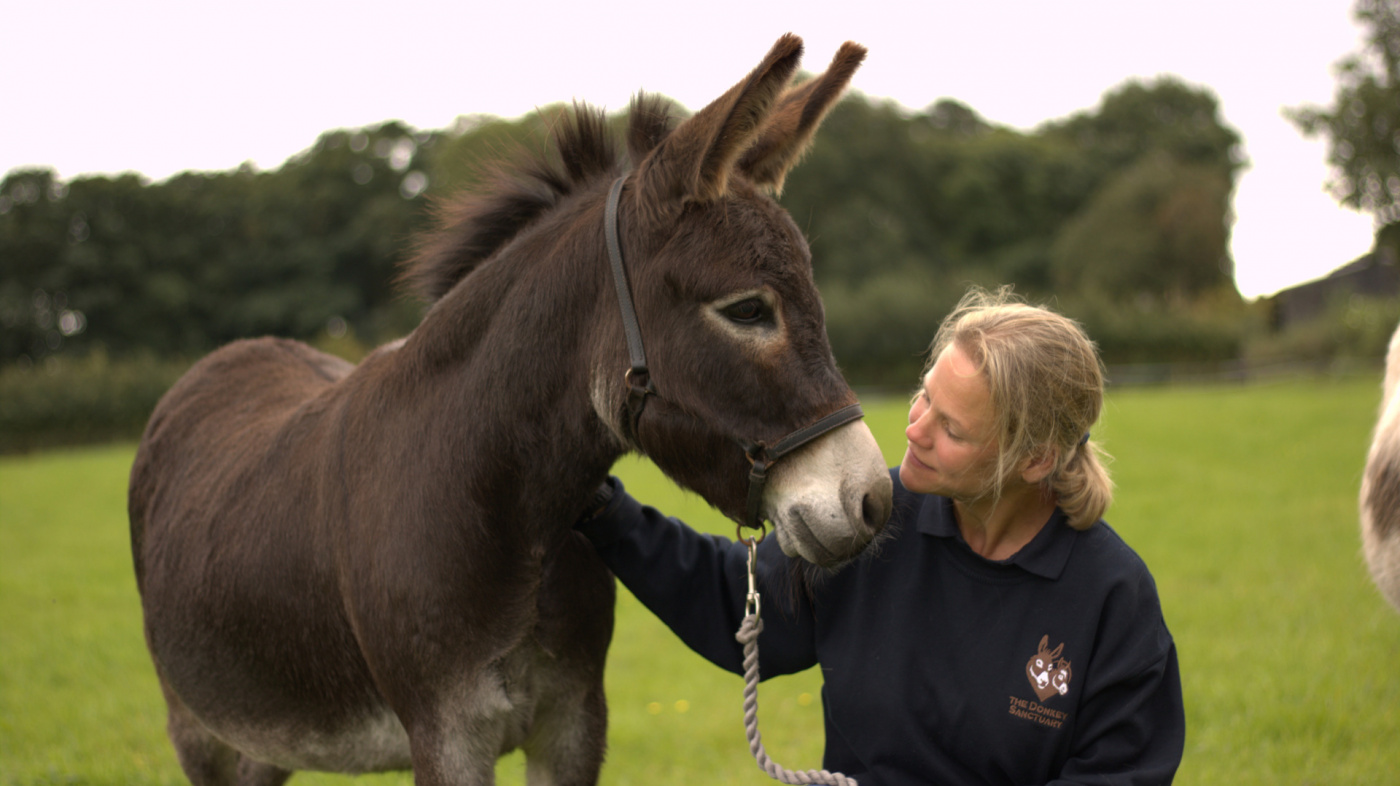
top-left (3, 376), bottom-right (1399, 785)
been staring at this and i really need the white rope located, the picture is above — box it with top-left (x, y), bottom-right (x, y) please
top-left (736, 536), bottom-right (857, 786)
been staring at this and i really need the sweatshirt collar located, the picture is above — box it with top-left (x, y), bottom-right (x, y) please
top-left (916, 495), bottom-right (1076, 580)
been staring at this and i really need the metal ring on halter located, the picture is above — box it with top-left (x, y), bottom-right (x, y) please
top-left (737, 522), bottom-right (767, 546)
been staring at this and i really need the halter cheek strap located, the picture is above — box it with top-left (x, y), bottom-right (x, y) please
top-left (604, 176), bottom-right (656, 441)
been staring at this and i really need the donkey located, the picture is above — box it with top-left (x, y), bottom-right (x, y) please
top-left (128, 34), bottom-right (892, 786)
top-left (1360, 322), bottom-right (1400, 613)
top-left (1050, 659), bottom-right (1072, 697)
top-left (1026, 635), bottom-right (1066, 701)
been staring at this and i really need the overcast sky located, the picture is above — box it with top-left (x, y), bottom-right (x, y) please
top-left (4, 0), bottom-right (1379, 299)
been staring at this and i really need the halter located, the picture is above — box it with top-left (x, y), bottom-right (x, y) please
top-left (603, 175), bottom-right (865, 533)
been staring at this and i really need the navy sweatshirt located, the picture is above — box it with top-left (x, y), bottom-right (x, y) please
top-left (578, 470), bottom-right (1185, 785)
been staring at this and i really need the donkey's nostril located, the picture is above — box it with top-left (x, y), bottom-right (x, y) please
top-left (862, 490), bottom-right (891, 534)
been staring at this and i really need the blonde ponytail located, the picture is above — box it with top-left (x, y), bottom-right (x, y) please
top-left (1051, 438), bottom-right (1113, 530)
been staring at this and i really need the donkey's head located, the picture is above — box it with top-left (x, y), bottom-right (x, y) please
top-left (594, 35), bottom-right (891, 567)
top-left (1051, 660), bottom-right (1072, 696)
top-left (1027, 635), bottom-right (1064, 690)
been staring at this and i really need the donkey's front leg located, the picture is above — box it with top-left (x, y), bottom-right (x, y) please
top-left (405, 697), bottom-right (512, 786)
top-left (522, 680), bottom-right (607, 786)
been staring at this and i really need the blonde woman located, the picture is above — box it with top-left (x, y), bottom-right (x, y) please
top-left (579, 288), bottom-right (1184, 785)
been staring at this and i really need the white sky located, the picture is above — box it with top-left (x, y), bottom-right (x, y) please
top-left (3, 0), bottom-right (1380, 299)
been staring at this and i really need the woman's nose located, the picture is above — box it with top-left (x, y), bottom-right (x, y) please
top-left (906, 409), bottom-right (930, 445)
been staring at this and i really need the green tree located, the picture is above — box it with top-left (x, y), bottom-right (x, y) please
top-left (1042, 76), bottom-right (1245, 185)
top-left (0, 80), bottom-right (1252, 374)
top-left (1037, 78), bottom-right (1244, 318)
top-left (1, 170), bottom-right (71, 359)
top-left (0, 122), bottom-right (441, 364)
top-left (241, 121), bottom-right (440, 342)
top-left (1287, 0), bottom-right (1400, 230)
top-left (1050, 152), bottom-right (1235, 304)
top-left (427, 110), bottom-right (562, 196)
top-left (778, 96), bottom-right (936, 286)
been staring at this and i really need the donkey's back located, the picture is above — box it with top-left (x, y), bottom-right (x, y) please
top-left (131, 336), bottom-right (353, 594)
top-left (129, 337), bottom-right (416, 776)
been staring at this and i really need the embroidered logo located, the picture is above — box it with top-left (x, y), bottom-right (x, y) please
top-left (1025, 634), bottom-right (1073, 702)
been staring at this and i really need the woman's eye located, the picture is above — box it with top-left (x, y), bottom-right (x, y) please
top-left (722, 298), bottom-right (767, 324)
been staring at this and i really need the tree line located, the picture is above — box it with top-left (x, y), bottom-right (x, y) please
top-left (5, 1), bottom-right (1397, 450)
top-left (7, 0), bottom-right (1399, 389)
top-left (0, 74), bottom-right (1257, 386)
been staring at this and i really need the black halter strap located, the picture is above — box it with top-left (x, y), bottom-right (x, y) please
top-left (604, 176), bottom-right (656, 438)
top-left (602, 175), bottom-right (865, 531)
top-left (737, 401), bottom-right (865, 534)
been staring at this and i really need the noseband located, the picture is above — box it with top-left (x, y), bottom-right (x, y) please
top-left (603, 176), bottom-right (865, 533)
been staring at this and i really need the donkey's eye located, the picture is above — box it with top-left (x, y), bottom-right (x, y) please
top-left (722, 298), bottom-right (768, 325)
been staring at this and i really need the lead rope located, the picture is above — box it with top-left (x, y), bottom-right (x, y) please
top-left (736, 533), bottom-right (857, 786)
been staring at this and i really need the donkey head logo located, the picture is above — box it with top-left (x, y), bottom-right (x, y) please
top-left (1026, 634), bottom-right (1073, 701)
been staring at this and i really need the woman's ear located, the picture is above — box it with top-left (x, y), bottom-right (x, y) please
top-left (1020, 447), bottom-right (1058, 485)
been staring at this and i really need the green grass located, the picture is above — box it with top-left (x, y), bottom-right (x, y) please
top-left (2, 376), bottom-right (1398, 785)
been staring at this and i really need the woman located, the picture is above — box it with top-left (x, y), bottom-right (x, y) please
top-left (577, 288), bottom-right (1185, 785)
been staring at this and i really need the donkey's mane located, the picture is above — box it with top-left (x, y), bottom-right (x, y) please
top-left (404, 94), bottom-right (681, 303)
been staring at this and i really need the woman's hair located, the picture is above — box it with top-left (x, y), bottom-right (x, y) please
top-left (925, 287), bottom-right (1112, 529)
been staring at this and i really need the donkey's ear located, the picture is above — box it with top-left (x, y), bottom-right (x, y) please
top-left (635, 34), bottom-right (803, 210)
top-left (738, 41), bottom-right (867, 195)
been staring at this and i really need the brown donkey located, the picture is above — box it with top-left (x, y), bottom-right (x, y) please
top-left (128, 35), bottom-right (892, 785)
top-left (1361, 323), bottom-right (1400, 613)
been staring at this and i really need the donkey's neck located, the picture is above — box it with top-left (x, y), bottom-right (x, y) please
top-left (385, 204), bottom-right (624, 514)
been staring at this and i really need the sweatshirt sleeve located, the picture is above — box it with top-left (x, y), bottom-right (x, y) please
top-left (1050, 570), bottom-right (1186, 785)
top-left (576, 477), bottom-right (819, 678)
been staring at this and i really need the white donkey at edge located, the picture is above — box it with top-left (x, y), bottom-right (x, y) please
top-left (1360, 322), bottom-right (1400, 613)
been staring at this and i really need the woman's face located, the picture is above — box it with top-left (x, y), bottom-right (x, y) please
top-left (899, 343), bottom-right (999, 500)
